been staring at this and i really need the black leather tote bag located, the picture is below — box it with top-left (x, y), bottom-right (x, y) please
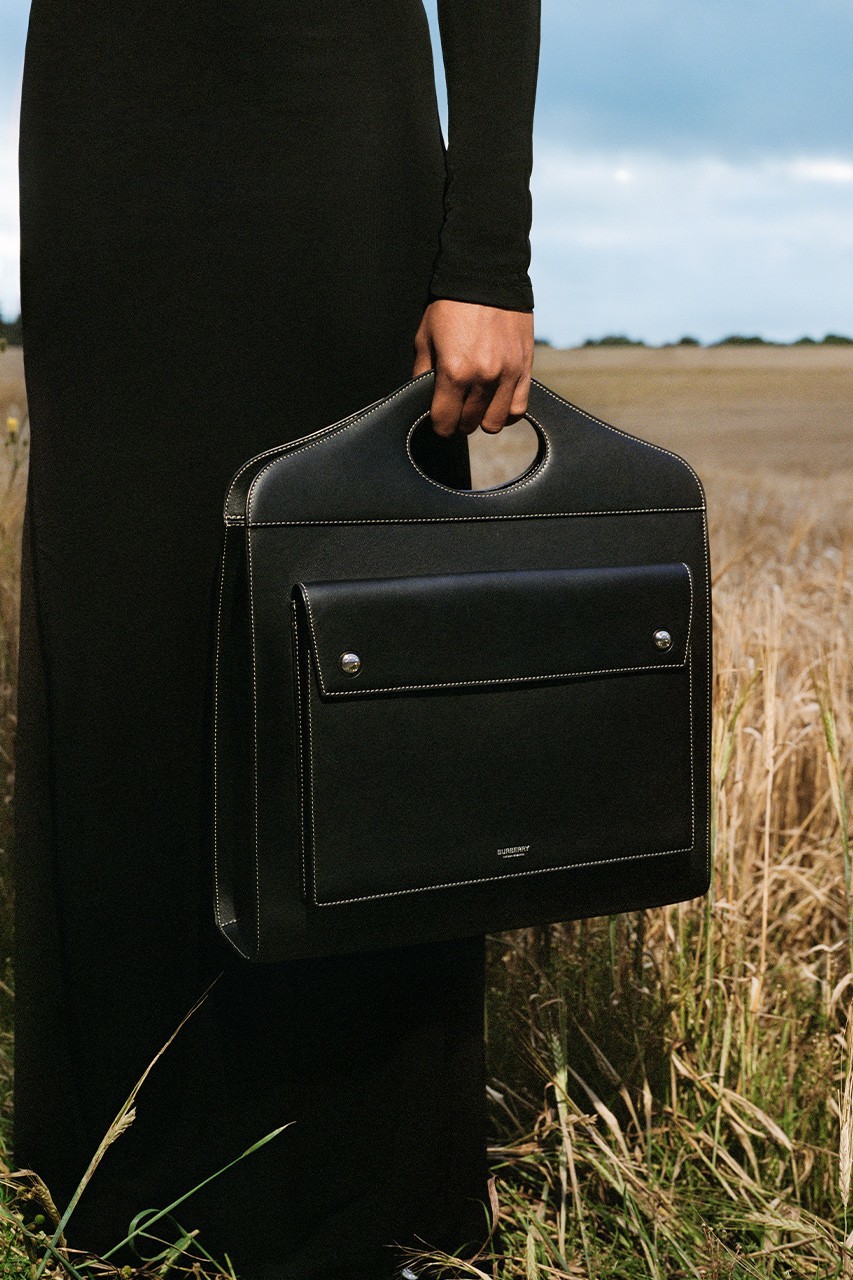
top-left (213, 371), bottom-right (712, 962)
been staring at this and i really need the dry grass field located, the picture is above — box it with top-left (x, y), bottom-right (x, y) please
top-left (471, 342), bottom-right (853, 484)
top-left (0, 342), bottom-right (851, 1277)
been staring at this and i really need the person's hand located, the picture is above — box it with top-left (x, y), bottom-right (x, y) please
top-left (412, 299), bottom-right (534, 437)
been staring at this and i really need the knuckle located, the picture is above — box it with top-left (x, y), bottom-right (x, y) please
top-left (441, 357), bottom-right (469, 385)
top-left (474, 360), bottom-right (503, 384)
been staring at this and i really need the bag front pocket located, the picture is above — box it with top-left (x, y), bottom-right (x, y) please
top-left (291, 563), bottom-right (695, 907)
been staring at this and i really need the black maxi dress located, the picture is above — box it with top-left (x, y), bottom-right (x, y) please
top-left (14, 2), bottom-right (539, 1276)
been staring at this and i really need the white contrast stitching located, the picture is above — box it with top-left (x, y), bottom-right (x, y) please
top-left (314, 844), bottom-right (694, 907)
top-left (238, 544), bottom-right (709, 940)
top-left (246, 516), bottom-right (261, 959)
top-left (224, 371), bottom-right (434, 517)
top-left (688, 645), bottom-right (696, 852)
top-left (533, 380), bottom-right (707, 501)
top-left (404, 410), bottom-right (551, 496)
top-left (681, 562), bottom-right (695, 656)
top-left (231, 374), bottom-right (706, 525)
top-left (291, 598), bottom-right (308, 902)
top-left (293, 623), bottom-right (697, 905)
top-left (211, 528), bottom-right (253, 958)
top-left (311, 661), bottom-right (686, 696)
top-left (228, 506), bottom-right (705, 528)
top-left (305, 628), bottom-right (318, 905)
top-left (702, 507), bottom-right (712, 881)
top-left (245, 375), bottom-right (436, 526)
top-left (212, 524), bottom-right (228, 929)
top-left (229, 374), bottom-right (712, 945)
top-left (299, 589), bottom-right (328, 694)
top-left (297, 566), bottom-right (692, 696)
top-left (681, 552), bottom-right (702, 879)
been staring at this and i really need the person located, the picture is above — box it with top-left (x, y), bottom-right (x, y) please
top-left (13, 1), bottom-right (540, 1276)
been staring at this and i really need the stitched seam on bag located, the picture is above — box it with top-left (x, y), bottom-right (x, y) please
top-left (212, 524), bottom-right (228, 928)
top-left (314, 846), bottom-right (692, 907)
top-left (404, 410), bottom-right (551, 497)
top-left (668, 561), bottom-right (700, 870)
top-left (208, 524), bottom-right (233, 936)
top-left (231, 506), bottom-right (705, 528)
top-left (235, 375), bottom-right (712, 931)
top-left (688, 635), bottom-right (696, 852)
top-left (297, 579), bottom-right (703, 903)
top-left (702, 507), bottom-right (712, 881)
top-left (246, 527), bottom-right (262, 959)
top-left (534, 380), bottom-right (706, 501)
top-left (291, 598), bottom-right (308, 902)
top-left (304, 637), bottom-right (319, 905)
top-left (252, 543), bottom-right (709, 930)
top-left (304, 658), bottom-right (695, 905)
top-left (681, 557), bottom-right (699, 873)
top-left (245, 375), bottom-right (436, 525)
top-left (211, 529), bottom-right (249, 947)
top-left (316, 661), bottom-right (687, 697)
top-left (224, 371), bottom-right (434, 517)
top-left (230, 373), bottom-right (696, 524)
top-left (295, 526), bottom-right (710, 887)
top-left (681, 562), bottom-right (695, 656)
top-left (312, 829), bottom-right (691, 911)
top-left (298, 573), bottom-right (692, 696)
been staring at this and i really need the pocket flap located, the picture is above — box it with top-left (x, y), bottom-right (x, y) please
top-left (293, 563), bottom-right (693, 697)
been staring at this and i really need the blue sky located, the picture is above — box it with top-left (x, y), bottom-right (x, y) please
top-left (2, 0), bottom-right (852, 346)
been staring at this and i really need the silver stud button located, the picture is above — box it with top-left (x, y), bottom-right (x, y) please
top-left (653, 629), bottom-right (673, 651)
top-left (339, 651), bottom-right (362, 676)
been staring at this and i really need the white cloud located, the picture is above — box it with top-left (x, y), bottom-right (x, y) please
top-left (530, 145), bottom-right (853, 345)
top-left (786, 158), bottom-right (853, 183)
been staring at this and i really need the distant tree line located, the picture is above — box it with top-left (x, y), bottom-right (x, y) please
top-left (532, 332), bottom-right (853, 349)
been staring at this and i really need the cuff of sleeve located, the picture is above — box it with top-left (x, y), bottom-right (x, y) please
top-left (427, 269), bottom-right (534, 314)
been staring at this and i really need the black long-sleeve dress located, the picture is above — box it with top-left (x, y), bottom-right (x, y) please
top-left (13, 2), bottom-right (539, 1276)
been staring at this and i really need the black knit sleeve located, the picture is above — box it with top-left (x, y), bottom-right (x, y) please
top-left (428, 0), bottom-right (541, 313)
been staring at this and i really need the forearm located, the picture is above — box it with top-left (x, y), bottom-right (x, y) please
top-left (429, 0), bottom-right (541, 313)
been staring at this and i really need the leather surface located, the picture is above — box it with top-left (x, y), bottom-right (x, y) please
top-left (213, 371), bottom-right (712, 961)
top-left (295, 563), bottom-right (692, 695)
top-left (294, 563), bottom-right (694, 906)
